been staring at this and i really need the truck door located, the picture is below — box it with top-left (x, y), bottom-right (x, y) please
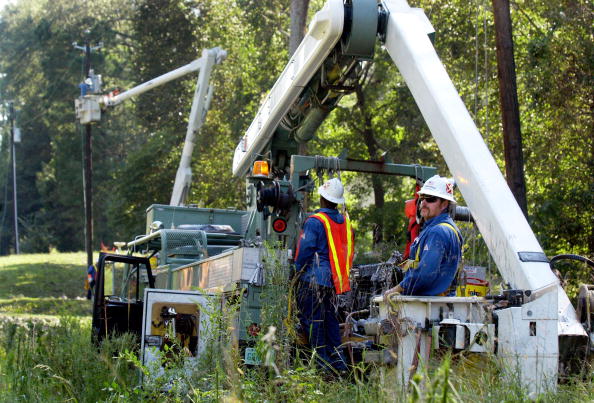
top-left (91, 252), bottom-right (155, 344)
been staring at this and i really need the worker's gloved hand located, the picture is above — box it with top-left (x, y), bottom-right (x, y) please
top-left (383, 286), bottom-right (401, 303)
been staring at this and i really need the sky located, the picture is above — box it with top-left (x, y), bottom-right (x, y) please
top-left (0, 0), bottom-right (11, 14)
top-left (0, 0), bottom-right (14, 10)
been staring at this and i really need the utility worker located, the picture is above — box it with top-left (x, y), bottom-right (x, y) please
top-left (294, 177), bottom-right (354, 372)
top-left (85, 263), bottom-right (96, 300)
top-left (385, 175), bottom-right (462, 296)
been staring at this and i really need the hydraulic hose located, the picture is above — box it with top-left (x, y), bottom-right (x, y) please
top-left (549, 254), bottom-right (594, 269)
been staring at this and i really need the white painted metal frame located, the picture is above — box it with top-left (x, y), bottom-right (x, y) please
top-left (380, 0), bottom-right (584, 348)
top-left (382, 0), bottom-right (556, 293)
top-left (232, 0), bottom-right (345, 177)
top-left (103, 54), bottom-right (209, 106)
top-left (141, 289), bottom-right (218, 384)
top-left (99, 47), bottom-right (227, 207)
top-left (379, 0), bottom-right (566, 392)
top-left (374, 295), bottom-right (493, 385)
top-left (496, 291), bottom-right (559, 395)
top-left (170, 47), bottom-right (227, 206)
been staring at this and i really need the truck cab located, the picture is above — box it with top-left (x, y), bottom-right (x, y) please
top-left (91, 253), bottom-right (154, 343)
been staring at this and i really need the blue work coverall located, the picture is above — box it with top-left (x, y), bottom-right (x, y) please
top-left (294, 208), bottom-right (348, 371)
top-left (399, 211), bottom-right (462, 296)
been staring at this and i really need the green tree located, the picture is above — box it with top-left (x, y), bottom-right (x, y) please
top-left (512, 0), bottom-right (593, 255)
top-left (0, 0), bottom-right (136, 252)
top-left (0, 0), bottom-right (591, 260)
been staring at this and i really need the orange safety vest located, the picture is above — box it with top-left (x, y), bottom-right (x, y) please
top-left (310, 212), bottom-right (354, 294)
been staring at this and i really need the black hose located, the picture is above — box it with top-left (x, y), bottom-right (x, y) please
top-left (549, 254), bottom-right (594, 269)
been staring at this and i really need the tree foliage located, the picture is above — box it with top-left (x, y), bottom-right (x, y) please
top-left (0, 0), bottom-right (591, 262)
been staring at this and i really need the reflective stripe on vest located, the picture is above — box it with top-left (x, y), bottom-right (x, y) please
top-left (411, 222), bottom-right (461, 268)
top-left (310, 212), bottom-right (354, 294)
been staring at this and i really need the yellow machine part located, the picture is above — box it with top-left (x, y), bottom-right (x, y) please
top-left (456, 283), bottom-right (488, 297)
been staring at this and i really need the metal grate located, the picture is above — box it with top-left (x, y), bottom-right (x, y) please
top-left (160, 230), bottom-right (207, 257)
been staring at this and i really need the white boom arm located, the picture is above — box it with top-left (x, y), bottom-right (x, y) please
top-left (383, 1), bottom-right (556, 293)
top-left (381, 0), bottom-right (583, 337)
top-left (103, 59), bottom-right (203, 106)
top-left (234, 0), bottom-right (586, 393)
top-left (101, 47), bottom-right (227, 207)
top-left (381, 1), bottom-right (587, 391)
top-left (232, 0), bottom-right (344, 177)
top-left (169, 47), bottom-right (226, 206)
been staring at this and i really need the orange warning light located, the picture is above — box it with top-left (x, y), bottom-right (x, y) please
top-left (252, 161), bottom-right (269, 177)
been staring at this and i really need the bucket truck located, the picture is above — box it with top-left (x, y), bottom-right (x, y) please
top-left (230, 0), bottom-right (590, 393)
top-left (90, 0), bottom-right (593, 395)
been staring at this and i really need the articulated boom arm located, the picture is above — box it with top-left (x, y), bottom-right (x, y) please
top-left (380, 0), bottom-right (582, 341)
top-left (169, 48), bottom-right (226, 206)
top-left (100, 47), bottom-right (227, 207)
top-left (234, 0), bottom-right (564, 296)
top-left (381, 2), bottom-right (557, 293)
top-left (233, 0), bottom-right (383, 179)
top-left (231, 0), bottom-right (343, 178)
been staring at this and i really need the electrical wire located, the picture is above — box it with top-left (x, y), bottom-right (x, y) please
top-left (0, 136), bottom-right (11, 244)
top-left (550, 254), bottom-right (594, 269)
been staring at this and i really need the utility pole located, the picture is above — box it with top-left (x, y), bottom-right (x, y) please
top-left (492, 0), bottom-right (528, 216)
top-left (289, 0), bottom-right (311, 206)
top-left (289, 0), bottom-right (311, 57)
top-left (83, 42), bottom-right (93, 268)
top-left (74, 35), bottom-right (102, 268)
top-left (9, 102), bottom-right (19, 254)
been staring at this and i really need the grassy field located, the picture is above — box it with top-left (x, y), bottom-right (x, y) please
top-left (0, 251), bottom-right (592, 402)
top-left (0, 251), bottom-right (91, 318)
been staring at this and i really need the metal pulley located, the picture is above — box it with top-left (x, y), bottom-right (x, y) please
top-left (341, 0), bottom-right (378, 59)
top-left (256, 181), bottom-right (296, 214)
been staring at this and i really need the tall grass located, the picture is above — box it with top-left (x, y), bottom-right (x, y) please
top-left (0, 251), bottom-right (592, 402)
top-left (0, 309), bottom-right (592, 401)
top-left (0, 316), bottom-right (137, 403)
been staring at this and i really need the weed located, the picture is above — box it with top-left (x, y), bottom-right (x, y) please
top-left (257, 243), bottom-right (298, 372)
top-left (0, 251), bottom-right (592, 402)
top-left (0, 314), bottom-right (138, 402)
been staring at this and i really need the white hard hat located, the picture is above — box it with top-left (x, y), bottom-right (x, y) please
top-left (418, 175), bottom-right (456, 202)
top-left (318, 177), bottom-right (345, 204)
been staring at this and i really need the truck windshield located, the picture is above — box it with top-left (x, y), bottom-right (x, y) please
top-left (118, 262), bottom-right (151, 301)
top-left (104, 261), bottom-right (125, 297)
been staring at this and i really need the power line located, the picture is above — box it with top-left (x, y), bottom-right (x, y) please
top-left (0, 122), bottom-right (11, 251)
top-left (74, 36), bottom-right (102, 267)
top-left (9, 101), bottom-right (19, 254)
top-left (0, 101), bottom-right (19, 254)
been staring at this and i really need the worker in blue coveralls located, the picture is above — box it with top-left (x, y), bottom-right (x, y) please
top-left (385, 175), bottom-right (462, 297)
top-left (294, 177), bottom-right (354, 373)
top-left (86, 264), bottom-right (96, 300)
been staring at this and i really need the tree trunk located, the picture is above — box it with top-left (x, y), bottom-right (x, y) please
top-left (289, 0), bottom-right (310, 57)
top-left (290, 0), bottom-right (310, 158)
top-left (290, 0), bottom-right (311, 197)
top-left (492, 0), bottom-right (528, 216)
top-left (355, 86), bottom-right (385, 245)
